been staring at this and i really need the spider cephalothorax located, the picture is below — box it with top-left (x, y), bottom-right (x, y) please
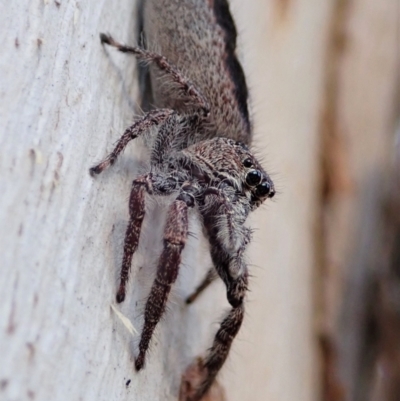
top-left (90, 1), bottom-right (275, 399)
top-left (177, 138), bottom-right (274, 200)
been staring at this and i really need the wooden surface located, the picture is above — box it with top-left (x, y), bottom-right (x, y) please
top-left (1, 1), bottom-right (398, 401)
top-left (224, 1), bottom-right (331, 400)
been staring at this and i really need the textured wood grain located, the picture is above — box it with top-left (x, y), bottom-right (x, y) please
top-left (0, 1), bottom-right (207, 400)
top-left (222, 1), bottom-right (330, 400)
top-left (0, 0), bottom-right (323, 400)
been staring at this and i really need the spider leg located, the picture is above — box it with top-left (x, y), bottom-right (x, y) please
top-left (100, 33), bottom-right (210, 117)
top-left (182, 188), bottom-right (250, 400)
top-left (116, 174), bottom-right (151, 303)
top-left (202, 186), bottom-right (252, 289)
top-left (190, 254), bottom-right (247, 401)
top-left (89, 108), bottom-right (174, 175)
top-left (185, 268), bottom-right (218, 304)
top-left (135, 191), bottom-right (195, 370)
top-left (186, 259), bottom-right (248, 401)
top-left (116, 172), bottom-right (180, 303)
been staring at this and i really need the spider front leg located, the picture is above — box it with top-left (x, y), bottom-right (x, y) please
top-left (189, 257), bottom-right (248, 401)
top-left (181, 263), bottom-right (248, 401)
top-left (135, 190), bottom-right (195, 370)
top-left (89, 108), bottom-right (174, 176)
top-left (181, 188), bottom-right (250, 401)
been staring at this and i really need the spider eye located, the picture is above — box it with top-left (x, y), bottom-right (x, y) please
top-left (246, 169), bottom-right (262, 186)
top-left (243, 158), bottom-right (253, 168)
top-left (256, 181), bottom-right (272, 197)
top-left (235, 141), bottom-right (248, 150)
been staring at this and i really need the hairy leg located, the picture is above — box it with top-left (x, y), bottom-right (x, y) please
top-left (89, 108), bottom-right (174, 175)
top-left (194, 249), bottom-right (248, 400)
top-left (199, 304), bottom-right (245, 399)
top-left (116, 175), bottom-right (152, 303)
top-left (182, 187), bottom-right (250, 400)
top-left (135, 191), bottom-right (195, 370)
top-left (185, 268), bottom-right (218, 304)
top-left (116, 172), bottom-right (180, 303)
top-left (183, 263), bottom-right (248, 401)
top-left (100, 33), bottom-right (210, 116)
top-left (202, 186), bottom-right (252, 286)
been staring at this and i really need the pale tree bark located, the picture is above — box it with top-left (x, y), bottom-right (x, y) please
top-left (0, 0), bottom-right (322, 400)
top-left (2, 0), bottom-right (397, 401)
top-left (224, 1), bottom-right (331, 400)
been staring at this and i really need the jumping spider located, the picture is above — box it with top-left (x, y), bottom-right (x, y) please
top-left (90, 32), bottom-right (275, 400)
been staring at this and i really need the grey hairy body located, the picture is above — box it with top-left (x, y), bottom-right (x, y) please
top-left (90, 1), bottom-right (275, 400)
top-left (141, 0), bottom-right (250, 143)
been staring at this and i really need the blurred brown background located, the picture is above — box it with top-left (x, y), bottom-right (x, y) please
top-left (227, 0), bottom-right (400, 400)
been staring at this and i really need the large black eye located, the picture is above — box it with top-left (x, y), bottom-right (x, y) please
top-left (243, 158), bottom-right (253, 168)
top-left (246, 169), bottom-right (262, 186)
top-left (256, 181), bottom-right (271, 197)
